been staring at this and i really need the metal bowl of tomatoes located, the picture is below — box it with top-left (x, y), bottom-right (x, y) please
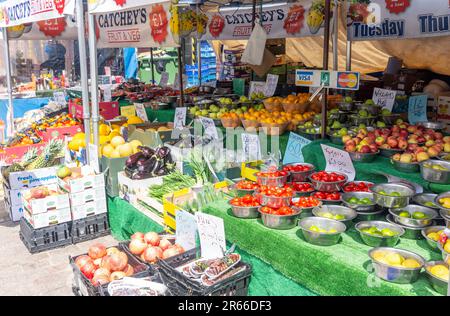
top-left (309, 171), bottom-right (347, 192)
top-left (290, 182), bottom-right (315, 197)
top-left (229, 195), bottom-right (261, 219)
top-left (232, 179), bottom-right (259, 197)
top-left (258, 185), bottom-right (294, 209)
top-left (311, 191), bottom-right (342, 205)
top-left (256, 170), bottom-right (289, 188)
top-left (282, 163), bottom-right (315, 183)
top-left (258, 206), bottom-right (301, 230)
top-left (343, 181), bottom-right (374, 193)
top-left (291, 196), bottom-right (322, 218)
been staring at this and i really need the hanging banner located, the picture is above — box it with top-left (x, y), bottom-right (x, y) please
top-left (5, 17), bottom-right (78, 40)
top-left (89, 0), bottom-right (165, 14)
top-left (94, 2), bottom-right (178, 48)
top-left (191, 0), bottom-right (332, 41)
top-left (347, 0), bottom-right (450, 41)
top-left (0, 0), bottom-right (76, 27)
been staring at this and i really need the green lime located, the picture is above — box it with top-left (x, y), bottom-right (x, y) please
top-left (381, 228), bottom-right (397, 237)
top-left (361, 198), bottom-right (372, 205)
top-left (424, 202), bottom-right (437, 208)
top-left (378, 190), bottom-right (387, 195)
top-left (334, 214), bottom-right (346, 220)
top-left (390, 192), bottom-right (401, 197)
top-left (412, 212), bottom-right (428, 220)
top-left (348, 197), bottom-right (359, 204)
top-left (399, 211), bottom-right (411, 218)
top-left (309, 225), bottom-right (320, 232)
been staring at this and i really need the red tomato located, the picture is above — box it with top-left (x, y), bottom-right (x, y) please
top-left (292, 197), bottom-right (320, 208)
top-left (312, 191), bottom-right (341, 201)
top-left (236, 180), bottom-right (259, 190)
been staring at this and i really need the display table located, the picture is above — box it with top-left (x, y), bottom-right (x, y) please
top-left (203, 200), bottom-right (442, 296)
top-left (107, 196), bottom-right (317, 296)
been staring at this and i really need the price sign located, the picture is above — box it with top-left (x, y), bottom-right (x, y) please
top-left (174, 107), bottom-right (187, 129)
top-left (103, 85), bottom-right (112, 102)
top-left (321, 144), bottom-right (356, 181)
top-left (53, 91), bottom-right (66, 104)
top-left (104, 66), bottom-right (111, 77)
top-left (241, 133), bottom-right (261, 162)
top-left (134, 103), bottom-right (149, 122)
top-left (283, 132), bottom-right (311, 165)
top-left (373, 88), bottom-right (397, 111)
top-left (120, 105), bottom-right (136, 117)
top-left (408, 94), bottom-right (428, 124)
top-left (200, 117), bottom-right (219, 140)
top-left (176, 210), bottom-right (197, 251)
top-left (88, 143), bottom-right (100, 173)
top-left (248, 81), bottom-right (266, 98)
top-left (159, 72), bottom-right (169, 87)
top-left (263, 74), bottom-right (279, 97)
top-left (195, 212), bottom-right (226, 259)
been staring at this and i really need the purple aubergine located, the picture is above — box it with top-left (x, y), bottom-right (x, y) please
top-left (125, 152), bottom-right (145, 168)
top-left (139, 146), bottom-right (155, 158)
top-left (155, 146), bottom-right (171, 159)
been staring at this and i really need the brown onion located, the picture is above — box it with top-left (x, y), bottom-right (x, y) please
top-left (144, 232), bottom-right (160, 246)
top-left (110, 271), bottom-right (126, 281)
top-left (75, 255), bottom-right (92, 269)
top-left (129, 238), bottom-right (147, 255)
top-left (109, 252), bottom-right (128, 272)
top-left (143, 246), bottom-right (163, 263)
top-left (159, 238), bottom-right (172, 251)
top-left (88, 243), bottom-right (107, 259)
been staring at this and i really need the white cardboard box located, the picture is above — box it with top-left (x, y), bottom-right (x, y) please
top-left (22, 184), bottom-right (70, 215)
top-left (71, 199), bottom-right (108, 220)
top-left (24, 207), bottom-right (72, 229)
top-left (4, 198), bottom-right (24, 222)
top-left (5, 166), bottom-right (59, 190)
top-left (69, 187), bottom-right (107, 207)
top-left (118, 171), bottom-right (163, 206)
top-left (58, 167), bottom-right (105, 194)
top-left (5, 188), bottom-right (24, 207)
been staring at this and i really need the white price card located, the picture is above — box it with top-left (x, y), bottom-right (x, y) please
top-left (103, 85), bottom-right (112, 102)
top-left (373, 88), bottom-right (397, 111)
top-left (200, 117), bottom-right (219, 140)
top-left (408, 95), bottom-right (428, 124)
top-left (321, 144), bottom-right (356, 181)
top-left (134, 103), bottom-right (149, 122)
top-left (159, 72), bottom-right (169, 87)
top-left (283, 132), bottom-right (311, 165)
top-left (248, 81), bottom-right (266, 98)
top-left (241, 133), bottom-right (261, 162)
top-left (263, 74), bottom-right (279, 97)
top-left (53, 91), bottom-right (66, 104)
top-left (174, 107), bottom-right (187, 129)
top-left (195, 212), bottom-right (226, 259)
top-left (176, 210), bottom-right (198, 251)
top-left (88, 143), bottom-right (100, 174)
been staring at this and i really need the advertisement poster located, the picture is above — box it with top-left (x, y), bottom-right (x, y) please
top-left (5, 17), bottom-right (78, 40)
top-left (347, 0), bottom-right (450, 41)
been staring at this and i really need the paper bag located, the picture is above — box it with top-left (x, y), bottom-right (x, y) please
top-left (248, 49), bottom-right (276, 77)
top-left (241, 22), bottom-right (267, 65)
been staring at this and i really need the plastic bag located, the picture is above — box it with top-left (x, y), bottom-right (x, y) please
top-left (241, 21), bottom-right (267, 65)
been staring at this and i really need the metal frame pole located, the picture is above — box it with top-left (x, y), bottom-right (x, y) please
top-left (332, 0), bottom-right (339, 71)
top-left (321, 0), bottom-right (332, 139)
top-left (346, 40), bottom-right (352, 71)
top-left (150, 48), bottom-right (155, 84)
top-left (76, 0), bottom-right (90, 158)
top-left (177, 46), bottom-right (185, 106)
top-left (196, 4), bottom-right (202, 86)
top-left (88, 14), bottom-right (100, 162)
top-left (2, 28), bottom-right (14, 138)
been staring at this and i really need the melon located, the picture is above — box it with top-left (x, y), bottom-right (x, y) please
top-left (118, 143), bottom-right (134, 157)
top-left (129, 140), bottom-right (142, 151)
top-left (110, 149), bottom-right (121, 158)
top-left (111, 136), bottom-right (126, 148)
top-left (102, 144), bottom-right (115, 158)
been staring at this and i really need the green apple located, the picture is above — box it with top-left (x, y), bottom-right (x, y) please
top-left (376, 121), bottom-right (386, 128)
top-left (365, 99), bottom-right (375, 105)
top-left (344, 96), bottom-right (353, 103)
top-left (381, 108), bottom-right (392, 116)
top-left (358, 109), bottom-right (369, 118)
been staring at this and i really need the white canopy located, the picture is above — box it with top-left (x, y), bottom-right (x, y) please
top-left (0, 0), bottom-right (76, 27)
top-left (88, 0), bottom-right (166, 14)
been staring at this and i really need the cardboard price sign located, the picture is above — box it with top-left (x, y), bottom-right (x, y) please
top-left (174, 107), bottom-right (187, 129)
top-left (176, 210), bottom-right (197, 251)
top-left (283, 132), bottom-right (311, 165)
top-left (200, 117), bottom-right (219, 140)
top-left (53, 91), bottom-right (66, 104)
top-left (248, 81), bottom-right (266, 98)
top-left (241, 133), bottom-right (261, 162)
top-left (373, 88), bottom-right (397, 111)
top-left (159, 72), bottom-right (169, 87)
top-left (408, 95), bottom-right (428, 124)
top-left (195, 212), bottom-right (226, 259)
top-left (134, 103), bottom-right (149, 122)
top-left (321, 144), bottom-right (356, 181)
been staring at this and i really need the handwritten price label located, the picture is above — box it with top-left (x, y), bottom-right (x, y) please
top-left (195, 212), bottom-right (226, 259)
top-left (200, 117), bottom-right (219, 140)
top-left (174, 107), bottom-right (187, 129)
top-left (263, 74), bottom-right (279, 97)
top-left (176, 210), bottom-right (197, 251)
top-left (321, 144), bottom-right (355, 181)
top-left (134, 103), bottom-right (149, 122)
top-left (408, 95), bottom-right (428, 124)
top-left (373, 88), bottom-right (397, 111)
top-left (283, 132), bottom-right (311, 164)
top-left (241, 133), bottom-right (261, 162)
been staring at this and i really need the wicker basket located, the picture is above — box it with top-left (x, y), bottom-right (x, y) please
top-left (282, 102), bottom-right (309, 113)
top-left (260, 122), bottom-right (288, 136)
top-left (241, 119), bottom-right (261, 132)
top-left (263, 100), bottom-right (283, 112)
top-left (221, 117), bottom-right (242, 128)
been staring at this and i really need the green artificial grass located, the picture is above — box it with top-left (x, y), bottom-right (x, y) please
top-left (203, 199), bottom-right (443, 296)
top-left (108, 197), bottom-right (317, 296)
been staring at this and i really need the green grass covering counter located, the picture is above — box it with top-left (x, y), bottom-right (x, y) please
top-left (203, 199), bottom-right (443, 296)
top-left (107, 197), bottom-right (317, 296)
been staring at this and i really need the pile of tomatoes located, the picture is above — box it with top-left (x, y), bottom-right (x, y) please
top-left (230, 195), bottom-right (260, 207)
top-left (282, 164), bottom-right (312, 173)
top-left (258, 185), bottom-right (294, 197)
top-left (311, 171), bottom-right (346, 183)
top-left (343, 181), bottom-right (373, 192)
top-left (255, 170), bottom-right (288, 178)
top-left (260, 206), bottom-right (295, 216)
top-left (235, 180), bottom-right (259, 191)
top-left (312, 191), bottom-right (341, 201)
top-left (290, 182), bottom-right (314, 193)
top-left (292, 197), bottom-right (320, 208)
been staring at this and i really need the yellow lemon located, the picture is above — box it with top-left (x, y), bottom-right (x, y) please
top-left (99, 124), bottom-right (111, 136)
top-left (99, 135), bottom-right (109, 145)
top-left (402, 259), bottom-right (421, 269)
top-left (111, 136), bottom-right (126, 148)
top-left (129, 140), bottom-right (143, 151)
top-left (429, 265), bottom-right (449, 280)
top-left (118, 143), bottom-right (134, 157)
top-left (72, 132), bottom-right (85, 140)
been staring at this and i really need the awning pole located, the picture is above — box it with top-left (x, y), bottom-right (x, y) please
top-left (76, 0), bottom-right (90, 158)
top-left (332, 0), bottom-right (339, 71)
top-left (177, 46), bottom-right (185, 107)
top-left (321, 0), bottom-right (332, 139)
top-left (346, 40), bottom-right (352, 71)
top-left (2, 28), bottom-right (14, 139)
top-left (196, 4), bottom-right (202, 86)
top-left (150, 48), bottom-right (155, 84)
top-left (88, 14), bottom-right (100, 164)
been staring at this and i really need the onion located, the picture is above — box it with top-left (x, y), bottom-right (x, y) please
top-left (80, 260), bottom-right (96, 279)
top-left (106, 247), bottom-right (120, 256)
top-left (122, 264), bottom-right (134, 277)
top-left (144, 232), bottom-right (160, 246)
top-left (162, 247), bottom-right (179, 260)
top-left (88, 243), bottom-right (107, 259)
top-left (110, 271), bottom-right (126, 281)
top-left (143, 246), bottom-right (163, 263)
top-left (93, 258), bottom-right (102, 268)
top-left (173, 243), bottom-right (185, 254)
top-left (159, 238), bottom-right (172, 251)
top-left (131, 232), bottom-right (145, 240)
top-left (109, 252), bottom-right (128, 272)
top-left (75, 255), bottom-right (92, 269)
top-left (129, 238), bottom-right (147, 255)
top-left (92, 274), bottom-right (110, 286)
top-left (100, 255), bottom-right (112, 271)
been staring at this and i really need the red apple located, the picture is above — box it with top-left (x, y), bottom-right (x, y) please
top-left (375, 136), bottom-right (386, 146)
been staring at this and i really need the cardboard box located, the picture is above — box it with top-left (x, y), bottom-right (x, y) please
top-left (71, 199), bottom-right (108, 220)
top-left (24, 207), bottom-right (72, 229)
top-left (69, 187), bottom-right (107, 207)
top-left (39, 125), bottom-right (83, 142)
top-left (4, 198), bottom-right (24, 222)
top-left (69, 100), bottom-right (119, 121)
top-left (128, 122), bottom-right (192, 148)
top-left (58, 166), bottom-right (105, 193)
top-left (0, 143), bottom-right (47, 165)
top-left (3, 166), bottom-right (59, 190)
top-left (118, 171), bottom-right (163, 206)
top-left (5, 187), bottom-right (23, 207)
top-left (101, 156), bottom-right (128, 197)
top-left (22, 184), bottom-right (70, 215)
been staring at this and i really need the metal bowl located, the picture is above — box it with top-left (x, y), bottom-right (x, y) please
top-left (229, 204), bottom-right (260, 219)
top-left (379, 147), bottom-right (403, 158)
top-left (381, 114), bottom-right (401, 125)
top-left (315, 197), bottom-right (342, 206)
top-left (386, 214), bottom-right (429, 239)
top-left (328, 134), bottom-right (344, 145)
top-left (341, 192), bottom-right (376, 212)
top-left (283, 163), bottom-right (315, 182)
top-left (391, 159), bottom-right (420, 173)
top-left (348, 151), bottom-right (379, 163)
top-left (412, 193), bottom-right (440, 210)
top-left (337, 101), bottom-right (354, 112)
top-left (355, 221), bottom-right (405, 247)
top-left (368, 247), bottom-right (425, 284)
top-left (260, 194), bottom-right (293, 209)
top-left (438, 153), bottom-right (450, 162)
top-left (416, 121), bottom-right (447, 132)
top-left (437, 241), bottom-right (450, 262)
top-left (440, 209), bottom-right (450, 228)
top-left (435, 192), bottom-right (450, 211)
top-left (355, 209), bottom-right (385, 222)
top-left (297, 129), bottom-right (322, 141)
top-left (371, 183), bottom-right (415, 208)
top-left (421, 226), bottom-right (447, 252)
top-left (424, 261), bottom-right (449, 295)
top-left (298, 217), bottom-right (346, 246)
top-left (389, 205), bottom-right (438, 228)
top-left (291, 197), bottom-right (322, 214)
top-left (258, 208), bottom-right (301, 230)
top-left (309, 173), bottom-right (348, 193)
top-left (356, 103), bottom-right (381, 116)
top-left (312, 205), bottom-right (357, 229)
top-left (230, 182), bottom-right (257, 197)
top-left (256, 174), bottom-right (289, 187)
top-left (420, 160), bottom-right (450, 184)
top-left (349, 115), bottom-right (377, 127)
top-left (342, 181), bottom-right (375, 193)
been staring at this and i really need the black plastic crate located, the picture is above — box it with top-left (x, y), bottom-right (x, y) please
top-left (97, 272), bottom-right (168, 296)
top-left (157, 248), bottom-right (252, 296)
top-left (19, 217), bottom-right (72, 254)
top-left (71, 213), bottom-right (110, 244)
top-left (69, 244), bottom-right (151, 296)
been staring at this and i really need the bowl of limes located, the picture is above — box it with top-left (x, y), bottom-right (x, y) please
top-left (342, 192), bottom-right (376, 212)
top-left (355, 221), bottom-right (405, 247)
top-left (389, 205), bottom-right (438, 228)
top-left (370, 183), bottom-right (415, 209)
top-left (312, 205), bottom-right (357, 229)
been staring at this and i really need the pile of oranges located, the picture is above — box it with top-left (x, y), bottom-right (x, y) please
top-left (240, 109), bottom-right (315, 125)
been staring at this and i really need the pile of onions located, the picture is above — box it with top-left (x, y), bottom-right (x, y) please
top-left (129, 231), bottom-right (185, 264)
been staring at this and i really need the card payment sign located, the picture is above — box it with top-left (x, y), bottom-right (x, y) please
top-left (337, 72), bottom-right (359, 90)
top-left (296, 71), bottom-right (315, 86)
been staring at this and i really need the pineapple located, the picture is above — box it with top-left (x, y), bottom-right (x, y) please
top-left (19, 147), bottom-right (39, 169)
top-left (26, 139), bottom-right (64, 170)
